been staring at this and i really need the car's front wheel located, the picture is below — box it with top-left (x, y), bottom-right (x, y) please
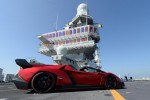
top-left (31, 72), bottom-right (55, 93)
top-left (105, 75), bottom-right (116, 89)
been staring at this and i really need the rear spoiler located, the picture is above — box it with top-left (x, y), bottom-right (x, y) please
top-left (15, 59), bottom-right (33, 69)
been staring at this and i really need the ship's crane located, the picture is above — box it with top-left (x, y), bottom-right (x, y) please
top-left (38, 3), bottom-right (101, 70)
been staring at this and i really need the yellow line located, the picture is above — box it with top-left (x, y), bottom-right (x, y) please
top-left (110, 90), bottom-right (126, 100)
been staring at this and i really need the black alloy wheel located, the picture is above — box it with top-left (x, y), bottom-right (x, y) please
top-left (31, 72), bottom-right (55, 93)
top-left (105, 75), bottom-right (116, 89)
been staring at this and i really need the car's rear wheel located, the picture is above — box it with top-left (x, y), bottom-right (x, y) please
top-left (105, 75), bottom-right (116, 89)
top-left (31, 72), bottom-right (55, 93)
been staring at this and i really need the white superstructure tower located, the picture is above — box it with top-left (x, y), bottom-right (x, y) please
top-left (38, 3), bottom-right (101, 70)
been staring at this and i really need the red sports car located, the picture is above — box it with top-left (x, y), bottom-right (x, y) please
top-left (13, 59), bottom-right (125, 93)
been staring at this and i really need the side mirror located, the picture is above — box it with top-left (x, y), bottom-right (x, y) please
top-left (97, 69), bottom-right (101, 72)
top-left (59, 65), bottom-right (66, 70)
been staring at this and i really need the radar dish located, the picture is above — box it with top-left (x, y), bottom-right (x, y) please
top-left (77, 3), bottom-right (89, 16)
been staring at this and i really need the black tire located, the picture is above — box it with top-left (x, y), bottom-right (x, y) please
top-left (105, 75), bottom-right (116, 89)
top-left (31, 72), bottom-right (55, 93)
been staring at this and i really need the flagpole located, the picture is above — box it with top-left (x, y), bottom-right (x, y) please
top-left (86, 0), bottom-right (88, 25)
top-left (56, 15), bottom-right (58, 31)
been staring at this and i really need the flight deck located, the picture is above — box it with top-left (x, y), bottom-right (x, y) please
top-left (0, 81), bottom-right (150, 100)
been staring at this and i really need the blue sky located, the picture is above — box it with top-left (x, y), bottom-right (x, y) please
top-left (0, 0), bottom-right (150, 78)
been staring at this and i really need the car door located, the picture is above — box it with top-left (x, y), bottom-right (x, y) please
top-left (73, 70), bottom-right (100, 85)
top-left (64, 66), bottom-right (101, 85)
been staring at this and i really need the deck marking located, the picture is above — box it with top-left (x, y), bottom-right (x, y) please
top-left (8, 87), bottom-right (13, 88)
top-left (0, 89), bottom-right (17, 92)
top-left (0, 98), bottom-right (8, 100)
top-left (110, 90), bottom-right (126, 100)
top-left (126, 92), bottom-right (131, 94)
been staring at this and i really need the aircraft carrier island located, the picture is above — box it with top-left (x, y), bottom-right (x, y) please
top-left (37, 3), bottom-right (101, 70)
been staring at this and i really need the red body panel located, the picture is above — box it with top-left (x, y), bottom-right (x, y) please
top-left (16, 64), bottom-right (123, 90)
top-left (18, 64), bottom-right (73, 85)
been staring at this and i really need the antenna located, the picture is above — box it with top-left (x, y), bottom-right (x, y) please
top-left (55, 15), bottom-right (58, 31)
top-left (86, 0), bottom-right (88, 25)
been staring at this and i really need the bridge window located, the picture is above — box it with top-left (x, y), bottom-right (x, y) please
top-left (50, 34), bottom-right (52, 38)
top-left (63, 31), bottom-right (65, 36)
top-left (90, 27), bottom-right (93, 32)
top-left (73, 29), bottom-right (76, 34)
top-left (81, 27), bottom-right (84, 33)
top-left (53, 33), bottom-right (55, 38)
top-left (56, 32), bottom-right (58, 37)
top-left (94, 28), bottom-right (97, 33)
top-left (66, 30), bottom-right (69, 35)
top-left (73, 39), bottom-right (76, 43)
top-left (77, 38), bottom-right (80, 42)
top-left (59, 32), bottom-right (62, 36)
top-left (81, 37), bottom-right (87, 41)
top-left (66, 40), bottom-right (69, 44)
top-left (62, 41), bottom-right (65, 45)
top-left (85, 26), bottom-right (88, 32)
top-left (70, 30), bottom-right (72, 35)
top-left (59, 42), bottom-right (62, 45)
top-left (70, 39), bottom-right (73, 44)
top-left (77, 28), bottom-right (80, 33)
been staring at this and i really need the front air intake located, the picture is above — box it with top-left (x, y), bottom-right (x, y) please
top-left (15, 59), bottom-right (33, 69)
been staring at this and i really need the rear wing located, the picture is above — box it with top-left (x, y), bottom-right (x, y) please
top-left (15, 59), bottom-right (33, 69)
